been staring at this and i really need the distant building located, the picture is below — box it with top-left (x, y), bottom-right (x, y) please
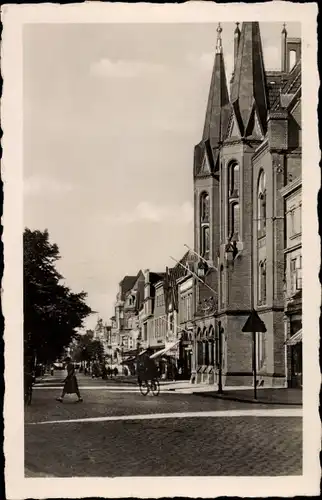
top-left (139, 269), bottom-right (166, 353)
top-left (93, 318), bottom-right (110, 354)
top-left (111, 271), bottom-right (145, 364)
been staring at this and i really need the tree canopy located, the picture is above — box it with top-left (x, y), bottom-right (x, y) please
top-left (72, 330), bottom-right (105, 363)
top-left (24, 228), bottom-right (93, 364)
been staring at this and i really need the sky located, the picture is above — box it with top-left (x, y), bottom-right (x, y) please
top-left (23, 22), bottom-right (300, 329)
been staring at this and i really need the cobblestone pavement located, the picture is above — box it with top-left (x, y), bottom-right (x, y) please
top-left (25, 373), bottom-right (302, 477)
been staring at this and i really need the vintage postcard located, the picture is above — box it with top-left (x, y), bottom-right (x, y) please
top-left (2, 1), bottom-right (320, 499)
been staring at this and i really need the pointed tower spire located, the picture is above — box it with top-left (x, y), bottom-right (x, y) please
top-left (216, 23), bottom-right (223, 54)
top-left (234, 22), bottom-right (241, 67)
top-left (230, 22), bottom-right (241, 87)
top-left (281, 22), bottom-right (288, 72)
top-left (202, 23), bottom-right (230, 147)
top-left (230, 22), bottom-right (268, 138)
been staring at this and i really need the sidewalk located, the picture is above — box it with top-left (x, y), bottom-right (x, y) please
top-left (194, 388), bottom-right (303, 406)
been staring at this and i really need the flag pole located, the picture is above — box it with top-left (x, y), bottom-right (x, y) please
top-left (184, 244), bottom-right (218, 272)
top-left (170, 256), bottom-right (218, 296)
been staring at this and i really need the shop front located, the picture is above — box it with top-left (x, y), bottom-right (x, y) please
top-left (150, 340), bottom-right (180, 380)
top-left (285, 324), bottom-right (302, 388)
top-left (178, 331), bottom-right (193, 380)
top-left (285, 291), bottom-right (302, 389)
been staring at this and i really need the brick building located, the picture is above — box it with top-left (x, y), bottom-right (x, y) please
top-left (139, 269), bottom-right (166, 353)
top-left (192, 22), bottom-right (301, 387)
top-left (111, 271), bottom-right (145, 364)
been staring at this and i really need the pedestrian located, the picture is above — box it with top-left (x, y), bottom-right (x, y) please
top-left (56, 357), bottom-right (83, 403)
top-left (50, 365), bottom-right (54, 376)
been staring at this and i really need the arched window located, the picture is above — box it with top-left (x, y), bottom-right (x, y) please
top-left (220, 265), bottom-right (225, 308)
top-left (289, 50), bottom-right (296, 71)
top-left (200, 192), bottom-right (210, 222)
top-left (200, 192), bottom-right (210, 259)
top-left (257, 171), bottom-right (266, 236)
top-left (258, 260), bottom-right (267, 304)
top-left (197, 328), bottom-right (203, 366)
top-left (230, 202), bottom-right (240, 238)
top-left (201, 226), bottom-right (210, 259)
top-left (208, 326), bottom-right (214, 366)
top-left (256, 332), bottom-right (265, 370)
top-left (229, 162), bottom-right (240, 196)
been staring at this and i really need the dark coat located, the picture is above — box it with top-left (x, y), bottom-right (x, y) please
top-left (63, 363), bottom-right (79, 394)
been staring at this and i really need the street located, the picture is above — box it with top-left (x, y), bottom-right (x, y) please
top-left (25, 372), bottom-right (302, 477)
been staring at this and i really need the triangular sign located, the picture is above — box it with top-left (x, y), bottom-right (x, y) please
top-left (242, 309), bottom-right (267, 333)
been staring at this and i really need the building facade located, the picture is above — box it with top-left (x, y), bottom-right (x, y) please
top-left (111, 271), bottom-right (145, 364)
top-left (192, 22), bottom-right (301, 387)
top-left (139, 269), bottom-right (166, 352)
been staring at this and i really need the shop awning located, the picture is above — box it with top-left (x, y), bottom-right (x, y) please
top-left (285, 329), bottom-right (302, 346)
top-left (150, 341), bottom-right (180, 359)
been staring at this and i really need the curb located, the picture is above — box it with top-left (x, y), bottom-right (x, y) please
top-left (193, 391), bottom-right (303, 406)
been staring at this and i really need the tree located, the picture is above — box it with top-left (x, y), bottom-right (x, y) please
top-left (87, 339), bottom-right (104, 362)
top-left (73, 332), bottom-right (104, 363)
top-left (24, 228), bottom-right (93, 365)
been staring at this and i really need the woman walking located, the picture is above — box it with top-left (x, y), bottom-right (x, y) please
top-left (56, 357), bottom-right (83, 403)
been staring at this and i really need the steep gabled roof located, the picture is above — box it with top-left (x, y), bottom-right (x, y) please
top-left (202, 26), bottom-right (230, 147)
top-left (165, 251), bottom-right (198, 311)
top-left (119, 275), bottom-right (138, 300)
top-left (194, 24), bottom-right (230, 177)
top-left (270, 60), bottom-right (301, 111)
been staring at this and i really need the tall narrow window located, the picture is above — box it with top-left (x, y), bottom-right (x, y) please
top-left (256, 332), bottom-right (265, 370)
top-left (230, 202), bottom-right (240, 237)
top-left (257, 171), bottom-right (267, 236)
top-left (220, 265), bottom-right (224, 308)
top-left (289, 50), bottom-right (296, 71)
top-left (229, 162), bottom-right (240, 196)
top-left (296, 256), bottom-right (302, 290)
top-left (258, 261), bottom-right (267, 304)
top-left (200, 192), bottom-right (210, 222)
top-left (201, 226), bottom-right (210, 259)
top-left (200, 192), bottom-right (210, 259)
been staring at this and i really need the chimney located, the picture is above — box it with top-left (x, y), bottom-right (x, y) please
top-left (281, 23), bottom-right (301, 72)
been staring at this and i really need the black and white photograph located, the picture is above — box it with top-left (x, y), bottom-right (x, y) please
top-left (2, 2), bottom-right (320, 499)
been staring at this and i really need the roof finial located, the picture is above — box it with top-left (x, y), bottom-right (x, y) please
top-left (282, 22), bottom-right (287, 35)
top-left (234, 22), bottom-right (241, 35)
top-left (216, 22), bottom-right (223, 53)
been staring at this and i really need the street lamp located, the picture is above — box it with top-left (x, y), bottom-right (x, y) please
top-left (217, 321), bottom-right (224, 394)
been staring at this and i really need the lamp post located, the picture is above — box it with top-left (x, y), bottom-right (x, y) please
top-left (217, 321), bottom-right (224, 394)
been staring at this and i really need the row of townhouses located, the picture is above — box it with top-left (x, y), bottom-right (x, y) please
top-left (107, 22), bottom-right (302, 389)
